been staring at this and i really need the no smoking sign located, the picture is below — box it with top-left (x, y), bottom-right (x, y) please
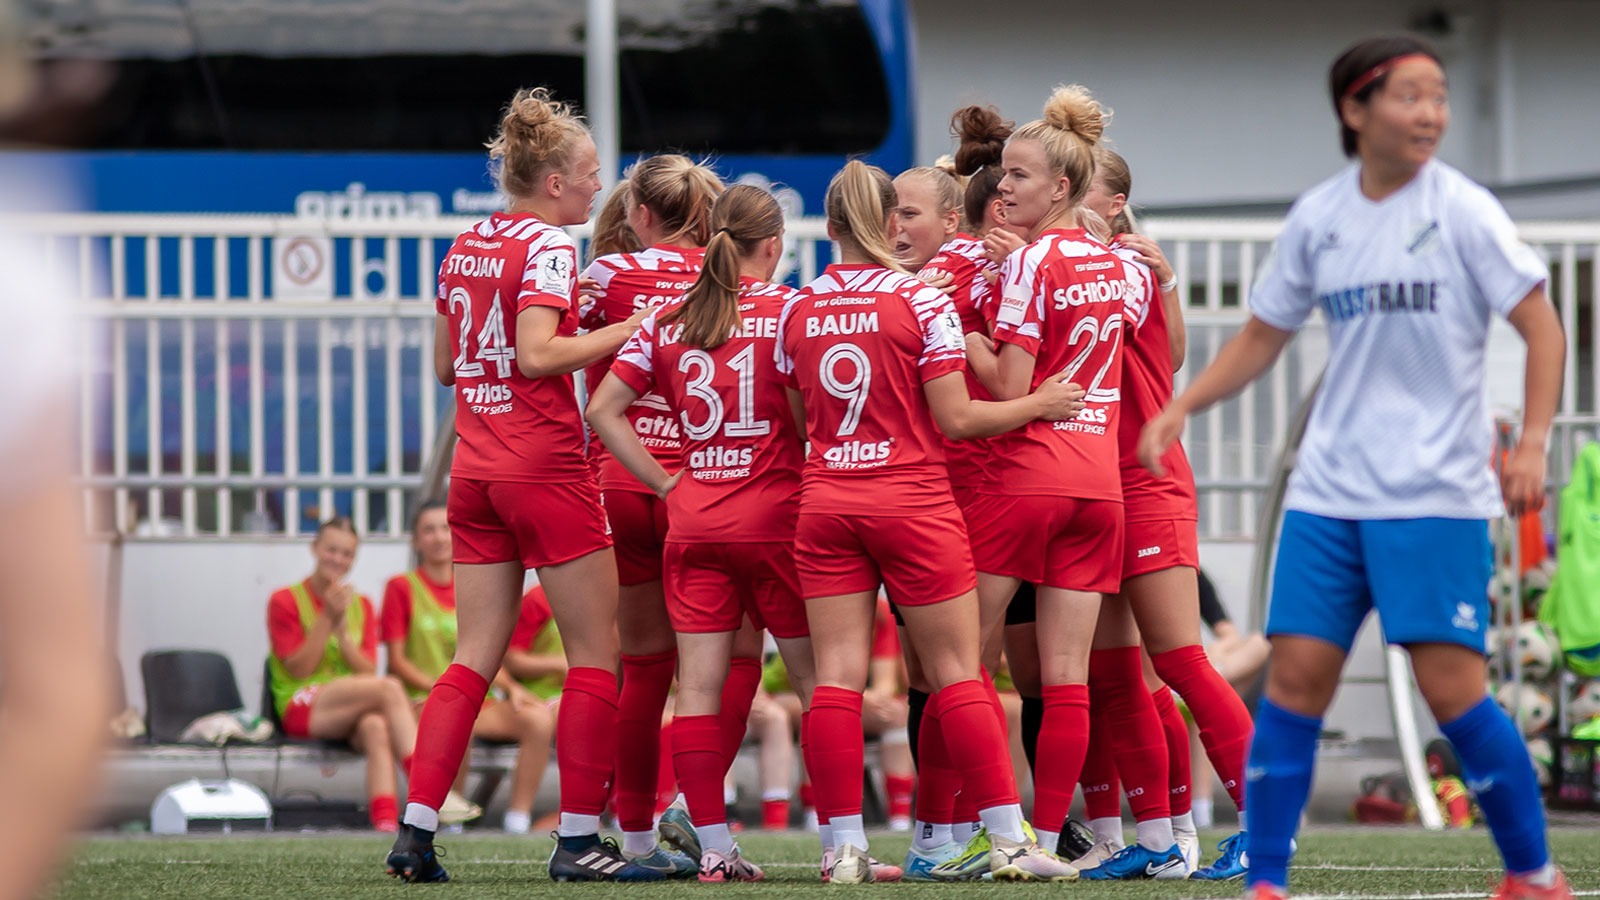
top-left (274, 233), bottom-right (333, 299)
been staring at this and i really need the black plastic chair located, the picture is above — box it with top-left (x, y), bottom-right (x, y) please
top-left (140, 650), bottom-right (246, 744)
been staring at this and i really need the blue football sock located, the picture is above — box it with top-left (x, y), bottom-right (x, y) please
top-left (1440, 696), bottom-right (1550, 874)
top-left (1244, 699), bottom-right (1321, 889)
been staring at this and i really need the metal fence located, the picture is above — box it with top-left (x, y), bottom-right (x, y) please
top-left (27, 213), bottom-right (1599, 539)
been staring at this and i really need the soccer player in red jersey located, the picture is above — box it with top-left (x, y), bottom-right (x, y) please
top-left (379, 500), bottom-right (556, 835)
top-left (777, 159), bottom-right (1086, 883)
top-left (959, 86), bottom-right (1184, 879)
top-left (578, 154), bottom-right (724, 876)
top-left (384, 88), bottom-right (658, 884)
top-left (268, 517), bottom-right (417, 832)
top-left (588, 184), bottom-right (813, 882)
top-left (1079, 148), bottom-right (1257, 879)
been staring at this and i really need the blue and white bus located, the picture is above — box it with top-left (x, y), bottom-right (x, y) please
top-left (23, 0), bottom-right (915, 216)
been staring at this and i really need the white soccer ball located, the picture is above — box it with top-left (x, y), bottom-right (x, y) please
top-left (1569, 679), bottom-right (1600, 725)
top-left (1525, 736), bottom-right (1553, 787)
top-left (1488, 568), bottom-right (1518, 607)
top-left (1512, 621), bottom-right (1561, 680)
top-left (1495, 681), bottom-right (1555, 736)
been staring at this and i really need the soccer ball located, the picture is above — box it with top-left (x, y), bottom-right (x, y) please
top-left (1512, 621), bottom-right (1561, 680)
top-left (1495, 681), bottom-right (1555, 736)
top-left (1488, 568), bottom-right (1518, 607)
top-left (1569, 679), bottom-right (1600, 724)
top-left (1525, 736), bottom-right (1553, 787)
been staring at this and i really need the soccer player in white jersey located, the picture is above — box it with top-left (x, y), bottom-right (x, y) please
top-left (1139, 33), bottom-right (1569, 900)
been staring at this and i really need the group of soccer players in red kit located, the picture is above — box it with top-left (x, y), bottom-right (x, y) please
top-left (384, 79), bottom-right (1257, 886)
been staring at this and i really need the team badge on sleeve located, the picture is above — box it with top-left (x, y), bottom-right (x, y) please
top-left (997, 282), bottom-right (1031, 329)
top-left (934, 310), bottom-right (965, 352)
top-left (537, 253), bottom-right (573, 295)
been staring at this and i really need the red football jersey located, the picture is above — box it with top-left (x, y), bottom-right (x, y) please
top-left (580, 246), bottom-right (704, 492)
top-left (439, 212), bottom-right (588, 483)
top-left (919, 235), bottom-right (1001, 491)
top-left (1111, 242), bottom-right (1198, 521)
top-left (989, 227), bottom-right (1154, 501)
top-left (776, 263), bottom-right (967, 515)
top-left (609, 277), bottom-right (805, 543)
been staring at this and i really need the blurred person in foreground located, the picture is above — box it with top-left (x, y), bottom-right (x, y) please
top-left (0, 8), bottom-right (111, 896)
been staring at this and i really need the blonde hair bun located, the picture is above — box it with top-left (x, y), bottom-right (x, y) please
top-left (1040, 84), bottom-right (1108, 146)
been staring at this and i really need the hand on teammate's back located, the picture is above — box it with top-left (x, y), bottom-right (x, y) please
top-left (1032, 372), bottom-right (1088, 421)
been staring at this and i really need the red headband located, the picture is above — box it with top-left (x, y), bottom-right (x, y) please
top-left (1342, 53), bottom-right (1436, 101)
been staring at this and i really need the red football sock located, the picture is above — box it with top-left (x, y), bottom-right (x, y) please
top-left (1152, 687), bottom-right (1193, 816)
top-left (762, 797), bottom-right (791, 830)
top-left (1081, 694), bottom-right (1122, 820)
top-left (1033, 683), bottom-right (1089, 834)
top-left (656, 719), bottom-right (677, 815)
top-left (368, 794), bottom-right (398, 830)
top-left (405, 664), bottom-right (490, 810)
top-left (1090, 647), bottom-right (1170, 824)
top-left (914, 697), bottom-right (958, 826)
top-left (885, 773), bottom-right (915, 822)
top-left (614, 650), bottom-right (677, 832)
top-left (798, 780), bottom-right (816, 815)
top-left (806, 686), bottom-right (865, 822)
top-left (1151, 644), bottom-right (1252, 812)
top-left (672, 714), bottom-right (726, 828)
top-left (719, 656), bottom-right (764, 770)
top-left (935, 680), bottom-right (1019, 812)
top-left (979, 667), bottom-right (1010, 741)
top-left (558, 666), bottom-right (620, 816)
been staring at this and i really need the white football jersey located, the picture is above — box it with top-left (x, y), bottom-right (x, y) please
top-left (1250, 159), bottom-right (1548, 520)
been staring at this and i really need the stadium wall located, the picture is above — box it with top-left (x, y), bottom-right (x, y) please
top-left (911, 0), bottom-right (1600, 207)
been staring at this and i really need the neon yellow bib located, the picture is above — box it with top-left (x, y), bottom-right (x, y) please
top-left (401, 571), bottom-right (458, 700)
top-left (520, 618), bottom-right (566, 701)
top-left (268, 582), bottom-right (365, 719)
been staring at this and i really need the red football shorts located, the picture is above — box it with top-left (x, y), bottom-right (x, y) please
top-left (795, 506), bottom-right (977, 606)
top-left (603, 489), bottom-right (669, 586)
top-left (449, 477), bottom-right (612, 570)
top-left (967, 493), bottom-right (1124, 594)
top-left (280, 683), bottom-right (323, 739)
top-left (664, 540), bottom-right (809, 639)
top-left (1122, 517), bottom-right (1200, 580)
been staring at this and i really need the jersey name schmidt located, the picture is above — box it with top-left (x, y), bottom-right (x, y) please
top-left (1320, 280), bottom-right (1441, 323)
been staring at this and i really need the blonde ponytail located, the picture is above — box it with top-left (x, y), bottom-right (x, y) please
top-left (825, 160), bottom-right (902, 272)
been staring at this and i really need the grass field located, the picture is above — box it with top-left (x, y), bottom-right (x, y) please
top-left (51, 827), bottom-right (1600, 900)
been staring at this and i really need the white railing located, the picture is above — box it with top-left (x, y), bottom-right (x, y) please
top-left (25, 213), bottom-right (1599, 540)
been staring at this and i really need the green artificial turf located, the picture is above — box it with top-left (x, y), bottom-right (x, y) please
top-left (53, 827), bottom-right (1600, 900)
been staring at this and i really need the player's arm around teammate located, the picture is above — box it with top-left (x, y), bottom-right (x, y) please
top-left (387, 87), bottom-right (661, 884)
top-left (1140, 36), bottom-right (1566, 900)
top-left (588, 185), bottom-right (811, 880)
top-left (778, 160), bottom-right (1083, 882)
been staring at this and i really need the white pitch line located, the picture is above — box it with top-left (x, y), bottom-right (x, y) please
top-left (1294, 893), bottom-right (1600, 900)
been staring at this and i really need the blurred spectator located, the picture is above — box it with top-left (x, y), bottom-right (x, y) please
top-left (266, 517), bottom-right (417, 831)
top-left (381, 501), bottom-right (554, 833)
top-left (0, 155), bottom-right (108, 900)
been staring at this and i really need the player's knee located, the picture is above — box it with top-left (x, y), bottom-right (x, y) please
top-left (357, 710), bottom-right (389, 741)
top-left (378, 675), bottom-right (409, 705)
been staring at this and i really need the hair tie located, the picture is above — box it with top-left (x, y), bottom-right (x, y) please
top-left (1342, 53), bottom-right (1434, 102)
top-left (715, 226), bottom-right (734, 238)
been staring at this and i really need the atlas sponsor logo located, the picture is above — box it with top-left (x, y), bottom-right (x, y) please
top-left (824, 438), bottom-right (893, 468)
top-left (1053, 278), bottom-right (1128, 309)
top-left (634, 416), bottom-right (681, 439)
top-left (691, 445), bottom-right (754, 469)
top-left (461, 382), bottom-right (512, 414)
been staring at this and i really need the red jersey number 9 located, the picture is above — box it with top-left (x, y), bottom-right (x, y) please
top-left (448, 287), bottom-right (516, 380)
top-left (819, 342), bottom-right (872, 437)
top-left (678, 345), bottom-right (772, 441)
